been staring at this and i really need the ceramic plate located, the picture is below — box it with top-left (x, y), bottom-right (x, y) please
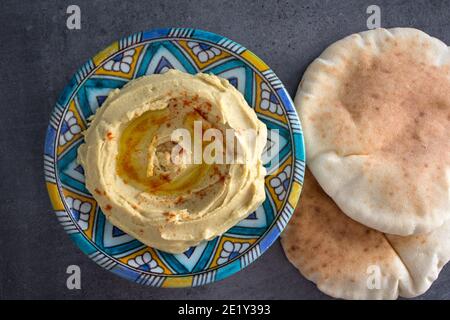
top-left (44, 28), bottom-right (305, 287)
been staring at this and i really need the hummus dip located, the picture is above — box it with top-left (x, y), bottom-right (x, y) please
top-left (78, 70), bottom-right (267, 253)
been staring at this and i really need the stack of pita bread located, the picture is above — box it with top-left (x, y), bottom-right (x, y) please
top-left (282, 28), bottom-right (450, 299)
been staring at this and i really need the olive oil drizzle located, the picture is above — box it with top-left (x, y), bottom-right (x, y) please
top-left (116, 101), bottom-right (213, 196)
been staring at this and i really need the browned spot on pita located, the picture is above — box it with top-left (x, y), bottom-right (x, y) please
top-left (281, 170), bottom-right (403, 298)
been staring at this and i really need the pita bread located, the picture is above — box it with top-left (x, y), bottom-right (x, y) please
top-left (295, 28), bottom-right (450, 235)
top-left (281, 170), bottom-right (450, 300)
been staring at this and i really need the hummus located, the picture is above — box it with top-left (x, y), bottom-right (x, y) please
top-left (78, 70), bottom-right (267, 253)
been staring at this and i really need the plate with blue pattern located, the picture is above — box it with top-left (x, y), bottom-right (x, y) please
top-left (44, 28), bottom-right (305, 287)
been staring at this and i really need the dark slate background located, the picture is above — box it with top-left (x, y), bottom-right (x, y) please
top-left (1, 0), bottom-right (449, 300)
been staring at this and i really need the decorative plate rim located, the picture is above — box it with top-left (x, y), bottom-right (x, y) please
top-left (44, 27), bottom-right (305, 288)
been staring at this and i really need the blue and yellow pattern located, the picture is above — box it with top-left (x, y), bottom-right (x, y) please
top-left (44, 28), bottom-right (306, 288)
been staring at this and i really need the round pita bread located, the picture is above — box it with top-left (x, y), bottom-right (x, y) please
top-left (296, 28), bottom-right (450, 235)
top-left (281, 171), bottom-right (450, 300)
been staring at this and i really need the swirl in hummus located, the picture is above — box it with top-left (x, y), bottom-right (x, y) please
top-left (78, 70), bottom-right (267, 253)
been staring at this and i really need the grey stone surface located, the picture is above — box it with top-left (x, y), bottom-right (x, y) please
top-left (0, 0), bottom-right (449, 300)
